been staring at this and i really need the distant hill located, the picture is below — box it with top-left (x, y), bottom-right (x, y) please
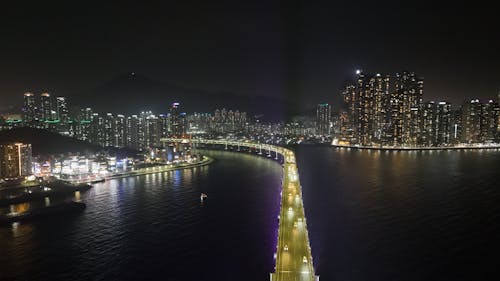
top-left (71, 73), bottom-right (299, 122)
top-left (0, 127), bottom-right (139, 157)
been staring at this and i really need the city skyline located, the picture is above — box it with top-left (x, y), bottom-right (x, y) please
top-left (1, 1), bottom-right (498, 114)
top-left (2, 2), bottom-right (499, 281)
top-left (2, 83), bottom-right (498, 149)
top-left (338, 70), bottom-right (499, 147)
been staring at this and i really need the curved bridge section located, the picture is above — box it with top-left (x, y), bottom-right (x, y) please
top-left (161, 138), bottom-right (318, 281)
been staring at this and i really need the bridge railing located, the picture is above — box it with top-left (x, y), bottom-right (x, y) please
top-left (161, 138), bottom-right (318, 281)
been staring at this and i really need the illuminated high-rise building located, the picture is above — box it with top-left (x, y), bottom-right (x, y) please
top-left (340, 70), bottom-right (424, 146)
top-left (82, 107), bottom-right (93, 121)
top-left (498, 90), bottom-right (500, 133)
top-left (141, 111), bottom-right (160, 148)
top-left (372, 74), bottom-right (392, 145)
top-left (422, 101), bottom-right (451, 146)
top-left (104, 113), bottom-right (115, 147)
top-left (22, 92), bottom-right (37, 125)
top-left (159, 114), bottom-right (169, 138)
top-left (459, 98), bottom-right (499, 143)
top-left (481, 100), bottom-right (500, 143)
top-left (114, 114), bottom-right (126, 147)
top-left (169, 102), bottom-right (186, 138)
top-left (56, 97), bottom-right (69, 122)
top-left (40, 92), bottom-right (53, 121)
top-left (0, 143), bottom-right (32, 179)
top-left (450, 109), bottom-right (462, 144)
top-left (340, 70), bottom-right (391, 145)
top-left (210, 108), bottom-right (247, 134)
top-left (316, 103), bottom-right (331, 136)
top-left (55, 96), bottom-right (69, 133)
top-left (227, 110), bottom-right (234, 131)
top-left (90, 113), bottom-right (105, 145)
top-left (460, 99), bottom-right (482, 143)
top-left (126, 115), bottom-right (140, 150)
top-left (392, 71), bottom-right (424, 146)
top-left (187, 112), bottom-right (212, 134)
top-left (74, 108), bottom-right (92, 141)
top-left (214, 109), bottom-right (221, 121)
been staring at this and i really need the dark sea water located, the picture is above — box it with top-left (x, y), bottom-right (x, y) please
top-left (297, 147), bottom-right (500, 281)
top-left (0, 151), bottom-right (282, 281)
top-left (1, 148), bottom-right (500, 281)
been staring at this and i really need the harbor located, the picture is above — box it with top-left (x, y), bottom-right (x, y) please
top-left (0, 155), bottom-right (213, 226)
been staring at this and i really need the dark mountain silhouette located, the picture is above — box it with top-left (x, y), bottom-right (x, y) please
top-left (0, 127), bottom-right (139, 157)
top-left (72, 73), bottom-right (298, 122)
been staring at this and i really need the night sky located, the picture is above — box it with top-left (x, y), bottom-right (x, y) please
top-left (1, 1), bottom-right (498, 114)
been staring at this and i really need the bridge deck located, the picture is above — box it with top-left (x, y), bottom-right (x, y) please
top-left (271, 149), bottom-right (316, 281)
top-left (161, 139), bottom-right (318, 281)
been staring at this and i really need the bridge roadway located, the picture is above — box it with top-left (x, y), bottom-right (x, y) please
top-left (161, 138), bottom-right (318, 281)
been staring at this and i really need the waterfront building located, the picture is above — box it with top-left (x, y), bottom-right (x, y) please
top-left (421, 101), bottom-right (452, 146)
top-left (498, 91), bottom-right (500, 133)
top-left (340, 71), bottom-right (393, 145)
top-left (461, 99), bottom-right (483, 143)
top-left (450, 109), bottom-right (462, 144)
top-left (393, 71), bottom-right (424, 146)
top-left (316, 103), bottom-right (331, 136)
top-left (340, 70), bottom-right (424, 146)
top-left (372, 74), bottom-right (392, 145)
top-left (0, 143), bottom-right (33, 179)
top-left (457, 99), bottom-right (499, 143)
top-left (480, 100), bottom-right (500, 143)
top-left (337, 111), bottom-right (352, 144)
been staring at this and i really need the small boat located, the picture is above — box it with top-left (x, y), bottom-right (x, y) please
top-left (200, 193), bottom-right (208, 201)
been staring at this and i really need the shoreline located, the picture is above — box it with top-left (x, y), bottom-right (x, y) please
top-left (0, 157), bottom-right (214, 206)
top-left (82, 156), bottom-right (214, 182)
top-left (331, 144), bottom-right (500, 151)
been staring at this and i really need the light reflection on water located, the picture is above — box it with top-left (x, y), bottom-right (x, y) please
top-left (0, 150), bottom-right (282, 281)
top-left (297, 147), bottom-right (500, 281)
top-left (3, 147), bottom-right (498, 281)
